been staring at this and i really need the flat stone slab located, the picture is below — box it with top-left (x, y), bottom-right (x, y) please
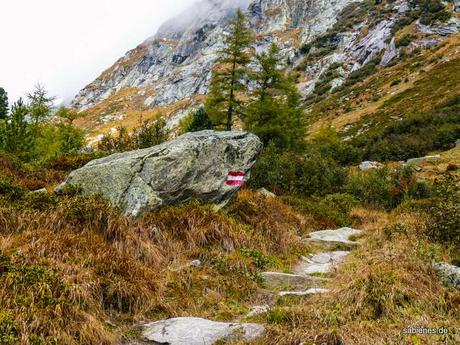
top-left (406, 155), bottom-right (441, 165)
top-left (142, 317), bottom-right (264, 345)
top-left (307, 227), bottom-right (363, 247)
top-left (278, 288), bottom-right (330, 297)
top-left (294, 251), bottom-right (350, 275)
top-left (260, 272), bottom-right (322, 289)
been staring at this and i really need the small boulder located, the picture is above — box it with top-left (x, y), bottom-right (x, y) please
top-left (434, 262), bottom-right (460, 289)
top-left (142, 317), bottom-right (265, 345)
top-left (57, 131), bottom-right (262, 217)
top-left (247, 305), bottom-right (270, 317)
top-left (257, 188), bottom-right (276, 198)
top-left (359, 161), bottom-right (382, 171)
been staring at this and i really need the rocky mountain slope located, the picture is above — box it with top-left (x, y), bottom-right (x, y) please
top-left (71, 0), bottom-right (460, 142)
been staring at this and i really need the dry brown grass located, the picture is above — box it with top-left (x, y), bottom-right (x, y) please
top-left (0, 184), bottom-right (308, 344)
top-left (245, 211), bottom-right (460, 345)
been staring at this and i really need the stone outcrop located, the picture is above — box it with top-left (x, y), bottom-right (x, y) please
top-left (142, 317), bottom-right (265, 345)
top-left (57, 131), bottom-right (262, 217)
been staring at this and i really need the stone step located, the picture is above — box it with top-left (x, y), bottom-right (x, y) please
top-left (294, 251), bottom-right (351, 276)
top-left (141, 317), bottom-right (265, 345)
top-left (306, 227), bottom-right (363, 249)
top-left (260, 271), bottom-right (327, 289)
top-left (278, 288), bottom-right (330, 297)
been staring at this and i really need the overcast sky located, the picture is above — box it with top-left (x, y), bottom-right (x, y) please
top-left (0, 0), bottom-right (191, 105)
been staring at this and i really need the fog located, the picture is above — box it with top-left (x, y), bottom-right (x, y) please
top-left (0, 0), bottom-right (194, 105)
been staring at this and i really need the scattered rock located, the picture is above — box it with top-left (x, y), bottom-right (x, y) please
top-left (32, 188), bottom-right (48, 194)
top-left (190, 260), bottom-right (202, 268)
top-left (57, 131), bottom-right (262, 217)
top-left (278, 288), bottom-right (330, 297)
top-left (260, 272), bottom-right (321, 289)
top-left (307, 227), bottom-right (363, 248)
top-left (294, 251), bottom-right (350, 275)
top-left (247, 305), bottom-right (270, 317)
top-left (406, 155), bottom-right (441, 165)
top-left (142, 317), bottom-right (265, 345)
top-left (359, 161), bottom-right (382, 171)
top-left (434, 262), bottom-right (460, 289)
top-left (257, 188), bottom-right (276, 198)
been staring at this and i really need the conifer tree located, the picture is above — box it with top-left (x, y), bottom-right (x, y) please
top-left (188, 107), bottom-right (213, 132)
top-left (0, 87), bottom-right (8, 120)
top-left (27, 84), bottom-right (55, 125)
top-left (245, 43), bottom-right (306, 151)
top-left (205, 9), bottom-right (253, 130)
top-left (0, 98), bottom-right (34, 157)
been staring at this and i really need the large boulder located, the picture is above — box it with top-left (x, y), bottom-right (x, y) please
top-left (57, 131), bottom-right (262, 217)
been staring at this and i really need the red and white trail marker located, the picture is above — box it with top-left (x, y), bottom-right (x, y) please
top-left (226, 171), bottom-right (245, 186)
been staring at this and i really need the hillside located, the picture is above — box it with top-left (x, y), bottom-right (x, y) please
top-left (71, 0), bottom-right (460, 144)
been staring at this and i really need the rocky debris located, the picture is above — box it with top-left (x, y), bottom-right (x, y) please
top-left (380, 37), bottom-right (399, 66)
top-left (349, 20), bottom-right (393, 66)
top-left (257, 187), bottom-right (276, 198)
top-left (190, 260), bottom-right (202, 268)
top-left (455, 0), bottom-right (460, 13)
top-left (294, 251), bottom-right (350, 275)
top-left (260, 272), bottom-right (321, 289)
top-left (247, 305), bottom-right (270, 317)
top-left (434, 262), bottom-right (460, 289)
top-left (57, 131), bottom-right (262, 217)
top-left (406, 155), bottom-right (441, 165)
top-left (307, 227), bottom-right (363, 248)
top-left (278, 288), bottom-right (330, 297)
top-left (359, 161), bottom-right (383, 171)
top-left (142, 317), bottom-right (265, 345)
top-left (31, 188), bottom-right (48, 194)
top-left (417, 17), bottom-right (460, 36)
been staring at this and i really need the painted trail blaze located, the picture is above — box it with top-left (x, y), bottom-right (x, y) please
top-left (227, 171), bottom-right (245, 186)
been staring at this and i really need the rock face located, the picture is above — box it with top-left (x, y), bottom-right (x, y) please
top-left (71, 0), bottom-right (457, 138)
top-left (142, 317), bottom-right (265, 345)
top-left (57, 131), bottom-right (262, 217)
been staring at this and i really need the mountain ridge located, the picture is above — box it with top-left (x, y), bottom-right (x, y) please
top-left (71, 0), bottom-right (459, 143)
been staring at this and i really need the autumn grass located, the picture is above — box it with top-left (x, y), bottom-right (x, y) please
top-left (1, 152), bottom-right (459, 344)
top-left (0, 158), bottom-right (309, 344)
top-left (243, 210), bottom-right (460, 345)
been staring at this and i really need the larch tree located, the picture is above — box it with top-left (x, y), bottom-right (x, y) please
top-left (245, 43), bottom-right (306, 151)
top-left (205, 9), bottom-right (253, 130)
top-left (27, 84), bottom-right (55, 125)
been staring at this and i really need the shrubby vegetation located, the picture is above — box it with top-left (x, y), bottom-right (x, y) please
top-left (98, 117), bottom-right (170, 153)
top-left (352, 95), bottom-right (460, 161)
top-left (0, 85), bottom-right (85, 165)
